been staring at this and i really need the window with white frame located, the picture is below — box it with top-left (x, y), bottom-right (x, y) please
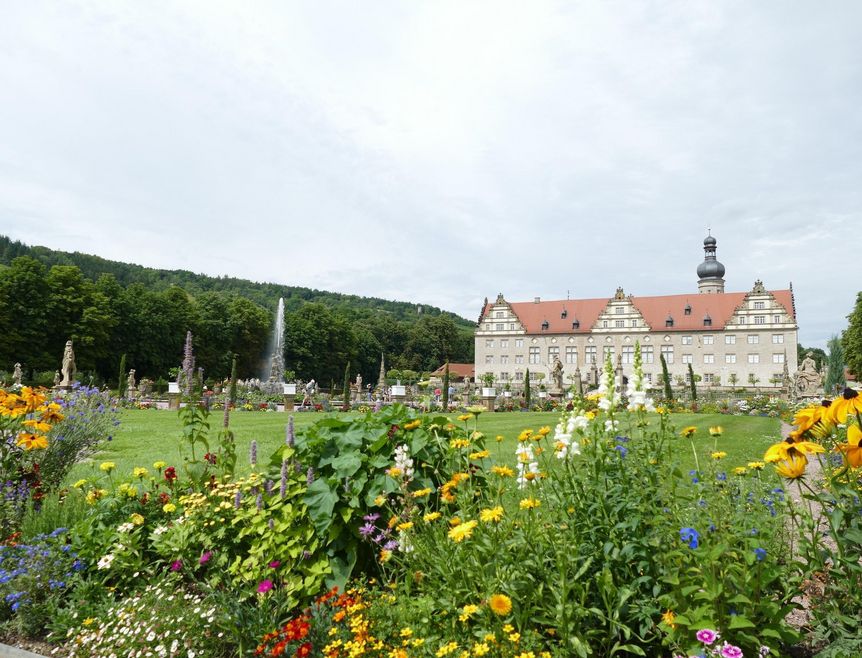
top-left (622, 345), bottom-right (634, 364)
top-left (485, 339), bottom-right (494, 348)
top-left (725, 335), bottom-right (736, 345)
top-left (704, 354), bottom-right (715, 364)
top-left (703, 373), bottom-right (714, 383)
top-left (773, 353), bottom-right (785, 364)
top-left (644, 372), bottom-right (653, 384)
top-left (548, 346), bottom-right (559, 363)
top-left (585, 346), bottom-right (597, 363)
top-left (500, 339), bottom-right (509, 349)
top-left (515, 371), bottom-right (523, 381)
top-left (642, 345), bottom-right (654, 363)
top-left (772, 334), bottom-right (784, 344)
top-left (602, 320), bottom-right (608, 328)
top-left (747, 335), bottom-right (759, 344)
top-left (660, 345), bottom-right (674, 364)
top-left (754, 316), bottom-right (765, 325)
top-left (485, 355), bottom-right (494, 364)
top-left (615, 319), bottom-right (624, 328)
top-left (703, 335), bottom-right (714, 345)
top-left (682, 336), bottom-right (693, 345)
top-left (528, 347), bottom-right (540, 364)
top-left (500, 372), bottom-right (509, 380)
top-left (631, 319), bottom-right (638, 327)
top-left (500, 355), bottom-right (509, 364)
top-left (495, 323), bottom-right (504, 330)
top-left (515, 355), bottom-right (524, 364)
top-left (509, 323), bottom-right (516, 330)
top-left (682, 354), bottom-right (693, 364)
top-left (603, 346), bottom-right (615, 361)
top-left (515, 338), bottom-right (524, 348)
top-left (738, 316), bottom-right (747, 325)
top-left (748, 354), bottom-right (760, 364)
top-left (495, 311), bottom-right (504, 318)
top-left (565, 346), bottom-right (577, 364)
top-left (754, 301), bottom-right (765, 310)
top-left (773, 315), bottom-right (781, 324)
top-left (726, 354), bottom-right (737, 364)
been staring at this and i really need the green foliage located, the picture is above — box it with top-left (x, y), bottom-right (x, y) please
top-left (229, 354), bottom-right (238, 404)
top-left (525, 368), bottom-right (531, 408)
top-left (442, 361), bottom-right (450, 408)
top-left (824, 335), bottom-right (846, 394)
top-left (116, 353), bottom-right (126, 397)
top-left (688, 363), bottom-right (697, 401)
top-left (842, 291), bottom-right (862, 380)
top-left (661, 353), bottom-right (674, 401)
top-left (342, 361), bottom-right (351, 409)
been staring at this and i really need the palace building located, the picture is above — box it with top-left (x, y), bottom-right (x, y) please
top-left (474, 235), bottom-right (799, 391)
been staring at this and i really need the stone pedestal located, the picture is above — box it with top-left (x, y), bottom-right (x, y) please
top-left (482, 395), bottom-right (496, 412)
top-left (168, 394), bottom-right (180, 410)
top-left (282, 384), bottom-right (296, 412)
top-left (391, 384), bottom-right (407, 405)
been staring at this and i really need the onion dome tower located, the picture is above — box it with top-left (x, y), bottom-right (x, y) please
top-left (697, 233), bottom-right (725, 294)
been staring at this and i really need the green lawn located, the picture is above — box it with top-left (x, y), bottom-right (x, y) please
top-left (71, 408), bottom-right (782, 482)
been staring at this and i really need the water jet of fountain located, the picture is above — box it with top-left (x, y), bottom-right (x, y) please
top-left (261, 298), bottom-right (285, 394)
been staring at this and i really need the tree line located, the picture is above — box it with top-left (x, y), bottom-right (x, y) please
top-left (0, 255), bottom-right (474, 388)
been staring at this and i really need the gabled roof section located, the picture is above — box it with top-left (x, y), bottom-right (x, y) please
top-left (430, 363), bottom-right (474, 379)
top-left (631, 293), bottom-right (747, 331)
top-left (503, 297), bottom-right (610, 333)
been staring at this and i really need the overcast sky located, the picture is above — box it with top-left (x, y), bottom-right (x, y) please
top-left (1, 1), bottom-right (860, 348)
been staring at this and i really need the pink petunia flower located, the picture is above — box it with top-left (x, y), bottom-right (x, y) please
top-left (199, 551), bottom-right (213, 565)
top-left (268, 560), bottom-right (281, 569)
top-left (720, 643), bottom-right (743, 658)
top-left (695, 629), bottom-right (719, 645)
top-left (170, 559), bottom-right (183, 572)
top-left (257, 579), bottom-right (273, 594)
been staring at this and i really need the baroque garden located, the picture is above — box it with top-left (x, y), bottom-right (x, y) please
top-left (2, 238), bottom-right (862, 658)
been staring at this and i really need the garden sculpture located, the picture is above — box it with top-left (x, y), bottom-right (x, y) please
top-left (794, 352), bottom-right (823, 397)
top-left (60, 340), bottom-right (76, 387)
top-left (53, 370), bottom-right (60, 386)
top-left (13, 362), bottom-right (22, 386)
top-left (552, 357), bottom-right (564, 392)
top-left (127, 369), bottom-right (136, 391)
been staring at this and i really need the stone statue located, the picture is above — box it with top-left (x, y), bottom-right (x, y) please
top-left (794, 352), bottom-right (823, 397)
top-left (127, 369), bottom-right (137, 391)
top-left (139, 377), bottom-right (152, 396)
top-left (355, 373), bottom-right (362, 390)
top-left (551, 357), bottom-right (564, 392)
top-left (60, 341), bottom-right (76, 387)
top-left (13, 363), bottom-right (23, 386)
top-left (53, 370), bottom-right (61, 387)
top-left (572, 367), bottom-right (583, 396)
top-left (463, 376), bottom-right (472, 400)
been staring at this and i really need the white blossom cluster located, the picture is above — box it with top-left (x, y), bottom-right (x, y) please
top-left (67, 580), bottom-right (221, 658)
top-left (553, 411), bottom-right (587, 459)
top-left (626, 343), bottom-right (656, 412)
top-left (596, 367), bottom-right (621, 411)
top-left (515, 443), bottom-right (539, 488)
top-left (393, 444), bottom-right (414, 481)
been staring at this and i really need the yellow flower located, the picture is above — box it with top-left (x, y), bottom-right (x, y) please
top-left (708, 426), bottom-right (723, 436)
top-left (403, 419), bottom-right (422, 430)
top-left (680, 426), bottom-right (697, 438)
top-left (488, 593), bottom-right (512, 616)
top-left (424, 512), bottom-right (442, 523)
top-left (479, 506), bottom-right (504, 523)
top-left (775, 453), bottom-right (808, 480)
top-left (507, 632), bottom-right (521, 643)
top-left (411, 488), bottom-right (433, 498)
top-left (400, 627), bottom-right (414, 638)
top-left (827, 388), bottom-right (862, 425)
top-left (82, 617), bottom-right (96, 626)
top-left (656, 406), bottom-right (667, 415)
top-left (449, 516), bottom-right (462, 526)
top-left (710, 451), bottom-right (727, 460)
top-left (132, 467), bottom-right (149, 479)
top-left (764, 440), bottom-right (824, 463)
top-left (379, 549), bottom-right (392, 563)
top-left (733, 467), bottom-right (747, 476)
top-left (374, 495), bottom-right (386, 506)
top-left (747, 461), bottom-right (765, 470)
top-left (39, 403), bottom-right (64, 423)
top-left (459, 603), bottom-right (480, 621)
top-left (537, 426), bottom-right (551, 437)
top-left (397, 521), bottom-right (414, 532)
top-left (15, 433), bottom-right (48, 450)
top-left (163, 503), bottom-right (176, 513)
top-left (387, 467), bottom-right (403, 478)
top-left (22, 419), bottom-right (52, 433)
top-left (457, 414), bottom-right (473, 422)
top-left (836, 424), bottom-right (862, 468)
top-left (491, 465), bottom-right (514, 477)
top-left (85, 489), bottom-right (107, 505)
top-left (130, 513), bottom-right (145, 525)
top-left (495, 435), bottom-right (504, 442)
top-left (517, 429), bottom-right (533, 442)
top-left (73, 479), bottom-right (88, 489)
top-left (473, 643), bottom-right (490, 656)
top-left (661, 609), bottom-right (676, 628)
top-left (469, 450), bottom-right (490, 460)
top-left (519, 498), bottom-right (541, 510)
top-left (450, 439), bottom-right (471, 449)
top-left (153, 461), bottom-right (167, 470)
top-left (448, 520), bottom-right (478, 543)
top-left (100, 462), bottom-right (116, 473)
top-left (502, 624), bottom-right (514, 633)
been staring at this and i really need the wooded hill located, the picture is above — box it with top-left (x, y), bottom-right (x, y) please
top-left (0, 235), bottom-right (475, 387)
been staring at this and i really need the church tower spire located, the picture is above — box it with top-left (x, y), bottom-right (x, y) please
top-left (697, 233), bottom-right (726, 294)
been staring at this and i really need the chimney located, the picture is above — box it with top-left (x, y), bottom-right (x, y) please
top-left (534, 296), bottom-right (541, 304)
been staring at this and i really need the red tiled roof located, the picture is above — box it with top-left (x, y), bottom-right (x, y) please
top-left (430, 363), bottom-right (474, 379)
top-left (482, 290), bottom-right (795, 333)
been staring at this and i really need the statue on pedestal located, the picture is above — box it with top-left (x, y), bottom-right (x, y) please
top-left (793, 352), bottom-right (823, 398)
top-left (13, 363), bottom-right (23, 387)
top-left (53, 370), bottom-right (61, 387)
top-left (60, 341), bottom-right (76, 387)
top-left (551, 357), bottom-right (564, 393)
top-left (127, 369), bottom-right (137, 395)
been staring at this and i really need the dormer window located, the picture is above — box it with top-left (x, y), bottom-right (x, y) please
top-left (572, 320), bottom-right (580, 330)
top-left (684, 304), bottom-right (692, 316)
top-left (665, 315), bottom-right (674, 328)
top-left (703, 314), bottom-right (712, 327)
top-left (541, 320), bottom-right (549, 331)
top-left (561, 309), bottom-right (568, 319)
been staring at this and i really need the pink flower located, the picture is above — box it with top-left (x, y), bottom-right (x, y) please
top-left (199, 551), bottom-right (213, 565)
top-left (268, 560), bottom-right (281, 569)
top-left (170, 559), bottom-right (183, 572)
top-left (720, 643), bottom-right (743, 658)
top-left (257, 579), bottom-right (273, 594)
top-left (696, 629), bottom-right (719, 645)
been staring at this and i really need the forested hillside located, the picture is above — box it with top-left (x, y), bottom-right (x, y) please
top-left (0, 236), bottom-right (475, 386)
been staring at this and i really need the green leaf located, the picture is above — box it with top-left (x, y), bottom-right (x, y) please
top-left (728, 615), bottom-right (756, 630)
top-left (329, 452), bottom-right (362, 478)
top-left (305, 478), bottom-right (338, 534)
top-left (611, 644), bottom-right (646, 656)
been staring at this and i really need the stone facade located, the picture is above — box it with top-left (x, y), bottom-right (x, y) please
top-left (474, 237), bottom-right (799, 392)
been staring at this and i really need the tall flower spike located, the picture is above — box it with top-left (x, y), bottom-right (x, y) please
top-left (222, 392), bottom-right (231, 428)
top-left (180, 331), bottom-right (195, 396)
top-left (280, 458), bottom-right (288, 497)
top-left (306, 466), bottom-right (314, 485)
top-left (249, 440), bottom-right (258, 468)
top-left (286, 415), bottom-right (295, 447)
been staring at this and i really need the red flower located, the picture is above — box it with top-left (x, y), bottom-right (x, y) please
top-left (257, 579), bottom-right (274, 594)
top-left (294, 643), bottom-right (312, 658)
top-left (164, 467), bottom-right (177, 482)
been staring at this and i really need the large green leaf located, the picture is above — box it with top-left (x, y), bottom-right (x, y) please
top-left (305, 478), bottom-right (338, 534)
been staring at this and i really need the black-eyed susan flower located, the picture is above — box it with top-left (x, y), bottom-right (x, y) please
top-left (680, 426), bottom-right (697, 438)
top-left (836, 424), bottom-right (862, 468)
top-left (774, 453), bottom-right (808, 480)
top-left (827, 388), bottom-right (862, 425)
top-left (15, 432), bottom-right (47, 450)
top-left (764, 440), bottom-right (824, 463)
top-left (708, 426), bottom-right (723, 437)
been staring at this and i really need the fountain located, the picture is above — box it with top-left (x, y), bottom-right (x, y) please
top-left (260, 298), bottom-right (286, 395)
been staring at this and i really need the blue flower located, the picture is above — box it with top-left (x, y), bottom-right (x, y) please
top-left (680, 527), bottom-right (700, 549)
top-left (716, 472), bottom-right (727, 482)
top-left (754, 547), bottom-right (767, 562)
top-left (614, 445), bottom-right (628, 458)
